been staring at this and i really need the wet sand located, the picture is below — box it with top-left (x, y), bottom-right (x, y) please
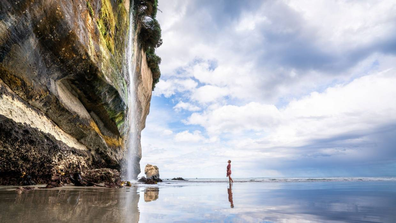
top-left (1, 181), bottom-right (396, 222)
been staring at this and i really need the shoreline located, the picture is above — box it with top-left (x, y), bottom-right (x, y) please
top-left (2, 177), bottom-right (396, 190)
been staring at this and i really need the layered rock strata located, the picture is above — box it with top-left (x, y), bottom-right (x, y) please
top-left (0, 0), bottom-right (153, 184)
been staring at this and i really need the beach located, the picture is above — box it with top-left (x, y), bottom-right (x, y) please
top-left (1, 179), bottom-right (396, 222)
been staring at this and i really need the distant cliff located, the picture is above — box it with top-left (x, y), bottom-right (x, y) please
top-left (0, 0), bottom-right (161, 184)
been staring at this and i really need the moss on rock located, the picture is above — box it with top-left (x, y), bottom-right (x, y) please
top-left (134, 0), bottom-right (162, 90)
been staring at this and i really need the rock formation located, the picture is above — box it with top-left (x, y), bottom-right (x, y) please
top-left (144, 164), bottom-right (160, 179)
top-left (0, 0), bottom-right (160, 185)
top-left (138, 164), bottom-right (161, 184)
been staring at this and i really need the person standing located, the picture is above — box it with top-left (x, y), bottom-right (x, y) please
top-left (227, 160), bottom-right (233, 183)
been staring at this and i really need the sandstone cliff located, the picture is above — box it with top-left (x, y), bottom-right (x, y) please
top-left (0, 0), bottom-right (156, 184)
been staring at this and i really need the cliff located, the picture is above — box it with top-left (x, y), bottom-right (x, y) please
top-left (0, 0), bottom-right (157, 184)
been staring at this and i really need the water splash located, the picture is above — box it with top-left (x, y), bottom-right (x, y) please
top-left (124, 0), bottom-right (139, 181)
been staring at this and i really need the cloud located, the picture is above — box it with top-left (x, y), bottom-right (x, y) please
top-left (187, 102), bottom-right (280, 135)
top-left (153, 78), bottom-right (198, 97)
top-left (188, 70), bottom-right (396, 146)
top-left (174, 130), bottom-right (205, 142)
top-left (141, 0), bottom-right (396, 177)
top-left (173, 101), bottom-right (201, 112)
top-left (156, 0), bottom-right (396, 103)
top-left (191, 85), bottom-right (229, 104)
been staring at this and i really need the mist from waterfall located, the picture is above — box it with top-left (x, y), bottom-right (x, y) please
top-left (124, 0), bottom-right (139, 181)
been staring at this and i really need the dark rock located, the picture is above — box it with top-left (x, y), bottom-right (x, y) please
top-left (145, 179), bottom-right (157, 184)
top-left (22, 175), bottom-right (36, 185)
top-left (138, 176), bottom-right (147, 183)
top-left (171, 177), bottom-right (186, 181)
top-left (0, 114), bottom-right (90, 185)
top-left (83, 168), bottom-right (122, 187)
top-left (138, 176), bottom-right (160, 184)
top-left (70, 173), bottom-right (88, 186)
top-left (45, 181), bottom-right (62, 188)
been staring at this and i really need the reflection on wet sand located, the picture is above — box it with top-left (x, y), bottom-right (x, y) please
top-left (2, 181), bottom-right (396, 222)
top-left (227, 183), bottom-right (234, 208)
top-left (0, 187), bottom-right (140, 223)
top-left (144, 187), bottom-right (159, 202)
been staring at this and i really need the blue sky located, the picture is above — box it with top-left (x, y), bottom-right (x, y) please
top-left (140, 0), bottom-right (396, 178)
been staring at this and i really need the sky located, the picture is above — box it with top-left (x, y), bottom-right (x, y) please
top-left (139, 0), bottom-right (396, 178)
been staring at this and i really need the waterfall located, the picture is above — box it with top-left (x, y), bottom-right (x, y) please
top-left (124, 0), bottom-right (139, 181)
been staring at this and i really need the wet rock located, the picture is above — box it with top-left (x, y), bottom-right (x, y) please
top-left (45, 173), bottom-right (65, 188)
top-left (0, 113), bottom-right (90, 185)
top-left (70, 173), bottom-right (88, 186)
top-left (138, 176), bottom-right (147, 183)
top-left (145, 179), bottom-right (157, 184)
top-left (144, 164), bottom-right (162, 182)
top-left (45, 181), bottom-right (62, 188)
top-left (171, 177), bottom-right (186, 181)
top-left (83, 168), bottom-right (122, 187)
top-left (138, 176), bottom-right (158, 184)
top-left (22, 175), bottom-right (36, 185)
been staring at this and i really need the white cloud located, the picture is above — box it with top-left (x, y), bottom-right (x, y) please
top-left (153, 79), bottom-right (198, 97)
top-left (187, 69), bottom-right (396, 148)
top-left (187, 102), bottom-right (280, 135)
top-left (143, 0), bottom-right (396, 177)
top-left (191, 85), bottom-right (229, 104)
top-left (173, 101), bottom-right (201, 112)
top-left (174, 130), bottom-right (205, 142)
top-left (286, 0), bottom-right (396, 48)
top-left (163, 129), bottom-right (173, 136)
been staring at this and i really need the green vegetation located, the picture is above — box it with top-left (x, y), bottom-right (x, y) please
top-left (87, 1), bottom-right (94, 17)
top-left (85, 0), bottom-right (130, 135)
top-left (135, 0), bottom-right (162, 90)
top-left (96, 0), bottom-right (116, 54)
top-left (146, 47), bottom-right (161, 87)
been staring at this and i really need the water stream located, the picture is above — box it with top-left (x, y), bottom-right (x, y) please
top-left (124, 0), bottom-right (139, 181)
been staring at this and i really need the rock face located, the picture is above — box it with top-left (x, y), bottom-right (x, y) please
top-left (0, 0), bottom-right (154, 184)
top-left (144, 164), bottom-right (161, 182)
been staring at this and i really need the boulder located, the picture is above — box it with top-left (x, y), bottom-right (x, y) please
top-left (83, 168), bottom-right (122, 188)
top-left (138, 176), bottom-right (147, 183)
top-left (144, 164), bottom-right (162, 182)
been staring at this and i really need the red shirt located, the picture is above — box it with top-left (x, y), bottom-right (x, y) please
top-left (227, 163), bottom-right (231, 176)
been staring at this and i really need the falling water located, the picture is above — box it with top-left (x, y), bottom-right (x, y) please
top-left (124, 0), bottom-right (139, 181)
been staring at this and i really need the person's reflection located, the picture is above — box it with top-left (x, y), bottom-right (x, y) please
top-left (228, 183), bottom-right (234, 208)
